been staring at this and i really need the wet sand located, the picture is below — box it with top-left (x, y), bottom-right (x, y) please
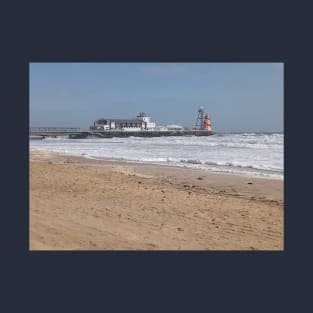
top-left (29, 150), bottom-right (284, 250)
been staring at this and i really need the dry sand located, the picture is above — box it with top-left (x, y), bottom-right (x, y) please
top-left (29, 150), bottom-right (284, 250)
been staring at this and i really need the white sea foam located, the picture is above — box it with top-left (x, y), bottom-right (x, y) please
top-left (30, 133), bottom-right (284, 179)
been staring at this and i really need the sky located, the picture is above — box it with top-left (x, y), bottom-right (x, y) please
top-left (29, 63), bottom-right (284, 132)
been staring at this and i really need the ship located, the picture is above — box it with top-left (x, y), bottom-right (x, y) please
top-left (83, 107), bottom-right (213, 138)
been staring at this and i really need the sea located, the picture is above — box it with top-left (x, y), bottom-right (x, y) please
top-left (29, 133), bottom-right (284, 180)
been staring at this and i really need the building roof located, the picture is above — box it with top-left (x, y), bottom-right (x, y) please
top-left (95, 118), bottom-right (145, 124)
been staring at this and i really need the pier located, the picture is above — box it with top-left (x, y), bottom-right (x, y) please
top-left (30, 127), bottom-right (87, 138)
top-left (30, 109), bottom-right (213, 138)
top-left (30, 127), bottom-right (213, 138)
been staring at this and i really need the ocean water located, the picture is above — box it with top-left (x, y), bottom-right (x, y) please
top-left (29, 133), bottom-right (284, 180)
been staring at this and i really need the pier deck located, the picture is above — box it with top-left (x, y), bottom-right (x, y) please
top-left (30, 128), bottom-right (213, 138)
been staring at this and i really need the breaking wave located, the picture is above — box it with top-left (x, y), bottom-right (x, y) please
top-left (30, 133), bottom-right (284, 179)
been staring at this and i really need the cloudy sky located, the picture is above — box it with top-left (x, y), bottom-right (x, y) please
top-left (30, 63), bottom-right (283, 132)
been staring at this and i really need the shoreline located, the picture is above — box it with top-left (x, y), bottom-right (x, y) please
top-left (30, 150), bottom-right (284, 250)
top-left (29, 147), bottom-right (283, 181)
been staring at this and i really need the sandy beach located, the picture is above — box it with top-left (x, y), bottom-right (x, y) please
top-left (29, 150), bottom-right (284, 250)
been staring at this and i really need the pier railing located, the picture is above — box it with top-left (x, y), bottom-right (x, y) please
top-left (30, 127), bottom-right (81, 132)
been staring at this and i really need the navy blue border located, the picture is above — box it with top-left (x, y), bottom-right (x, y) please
top-left (2, 1), bottom-right (311, 311)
